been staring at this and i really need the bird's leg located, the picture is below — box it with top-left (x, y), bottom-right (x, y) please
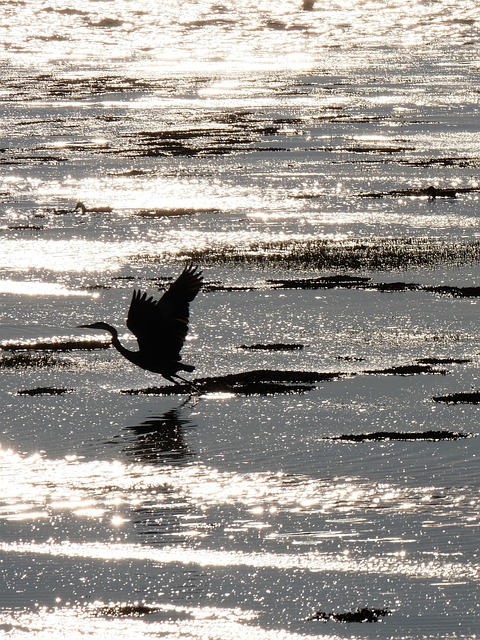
top-left (173, 374), bottom-right (201, 393)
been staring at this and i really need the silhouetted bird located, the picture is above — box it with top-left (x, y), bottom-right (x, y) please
top-left (74, 201), bottom-right (113, 214)
top-left (79, 264), bottom-right (203, 386)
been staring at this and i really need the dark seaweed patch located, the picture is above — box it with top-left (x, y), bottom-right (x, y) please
top-left (121, 369), bottom-right (342, 396)
top-left (6, 224), bottom-right (44, 231)
top-left (117, 111), bottom-right (304, 158)
top-left (123, 382), bottom-right (315, 396)
top-left (269, 275), bottom-right (480, 298)
top-left (1, 339), bottom-right (110, 352)
top-left (108, 168), bottom-right (150, 177)
top-left (132, 128), bottom-right (250, 157)
top-left (39, 7), bottom-right (88, 16)
top-left (0, 352), bottom-right (70, 368)
top-left (183, 237), bottom-right (480, 271)
top-left (337, 144), bottom-right (412, 154)
top-left (84, 284), bottom-right (112, 291)
top-left (135, 207), bottom-right (219, 218)
top-left (433, 392), bottom-right (480, 404)
top-left (128, 127), bottom-right (255, 157)
top-left (17, 387), bottom-right (73, 396)
top-left (189, 369), bottom-right (338, 386)
top-left (308, 607), bottom-right (391, 623)
top-left (424, 285), bottom-right (480, 297)
top-left (269, 274), bottom-right (372, 289)
top-left (363, 364), bottom-right (444, 376)
top-left (7, 74), bottom-right (157, 101)
top-left (95, 603), bottom-right (157, 617)
top-left (417, 357), bottom-right (471, 365)
top-left (44, 206), bottom-right (76, 216)
top-left (405, 157), bottom-right (480, 168)
top-left (357, 185), bottom-right (476, 198)
top-left (121, 385), bottom-right (192, 396)
top-left (329, 430), bottom-right (470, 442)
top-left (239, 343), bottom-right (304, 351)
top-left (0, 152), bottom-right (67, 166)
top-left (90, 17), bottom-right (124, 28)
top-left (313, 275), bottom-right (370, 284)
top-left (121, 361), bottom-right (446, 396)
top-left (203, 283), bottom-right (256, 292)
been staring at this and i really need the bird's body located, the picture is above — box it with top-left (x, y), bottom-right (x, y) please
top-left (79, 264), bottom-right (203, 386)
top-left (74, 201), bottom-right (113, 214)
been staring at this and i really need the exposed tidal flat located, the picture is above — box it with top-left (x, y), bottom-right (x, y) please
top-left (1, 1), bottom-right (479, 638)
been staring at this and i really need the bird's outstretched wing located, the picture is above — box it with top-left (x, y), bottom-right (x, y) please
top-left (126, 264), bottom-right (203, 361)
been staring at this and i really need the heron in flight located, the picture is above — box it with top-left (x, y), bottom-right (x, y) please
top-left (79, 264), bottom-right (203, 387)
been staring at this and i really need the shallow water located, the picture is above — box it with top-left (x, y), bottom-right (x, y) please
top-left (1, 1), bottom-right (479, 638)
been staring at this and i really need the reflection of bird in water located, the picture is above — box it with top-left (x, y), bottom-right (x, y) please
top-left (124, 410), bottom-right (193, 464)
top-left (74, 201), bottom-right (113, 214)
top-left (79, 264), bottom-right (203, 387)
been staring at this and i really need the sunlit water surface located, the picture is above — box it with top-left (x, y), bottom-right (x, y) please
top-left (1, 1), bottom-right (479, 638)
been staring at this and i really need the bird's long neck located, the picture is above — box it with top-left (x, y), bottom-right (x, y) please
top-left (103, 324), bottom-right (136, 361)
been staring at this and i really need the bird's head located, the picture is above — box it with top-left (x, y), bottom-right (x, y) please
top-left (74, 201), bottom-right (86, 213)
top-left (77, 322), bottom-right (117, 336)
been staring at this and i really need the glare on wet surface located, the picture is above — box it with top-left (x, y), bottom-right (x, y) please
top-left (1, 0), bottom-right (480, 638)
